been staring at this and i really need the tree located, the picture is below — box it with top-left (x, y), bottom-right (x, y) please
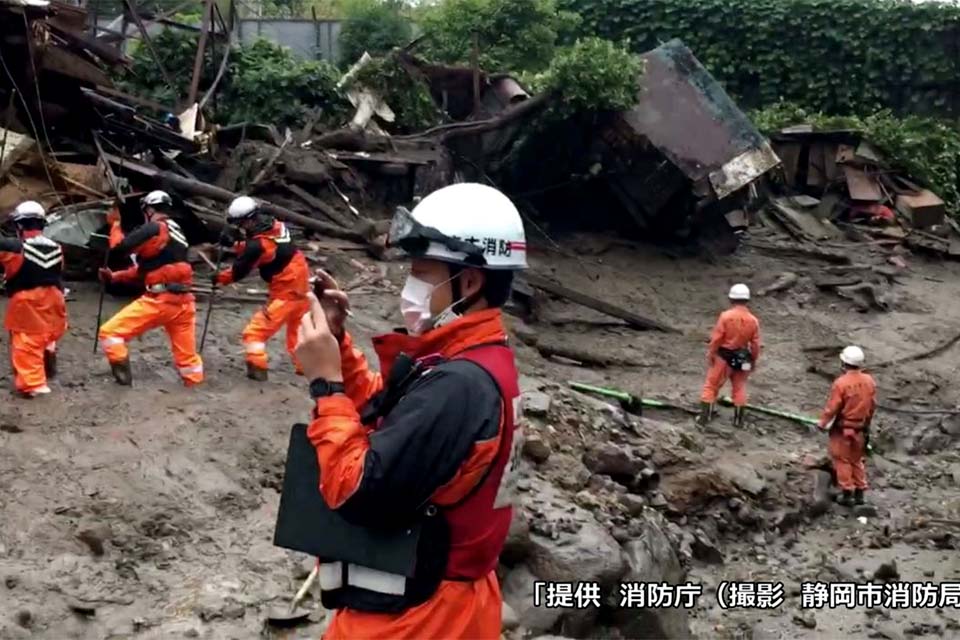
top-left (418, 0), bottom-right (581, 73)
top-left (337, 0), bottom-right (413, 66)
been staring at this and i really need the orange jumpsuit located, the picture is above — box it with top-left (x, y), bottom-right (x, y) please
top-left (700, 304), bottom-right (761, 407)
top-left (98, 216), bottom-right (203, 385)
top-left (216, 221), bottom-right (309, 373)
top-left (311, 309), bottom-right (511, 639)
top-left (107, 207), bottom-right (124, 249)
top-left (0, 231), bottom-right (67, 395)
top-left (819, 369), bottom-right (876, 491)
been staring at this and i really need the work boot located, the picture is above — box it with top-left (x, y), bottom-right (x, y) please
top-left (246, 362), bottom-right (268, 382)
top-left (44, 350), bottom-right (57, 379)
top-left (733, 407), bottom-right (746, 428)
top-left (854, 489), bottom-right (865, 505)
top-left (835, 490), bottom-right (854, 507)
top-left (110, 359), bottom-right (133, 386)
top-left (17, 385), bottom-right (51, 399)
top-left (695, 402), bottom-right (713, 426)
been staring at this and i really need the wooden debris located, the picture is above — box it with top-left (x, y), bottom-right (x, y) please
top-left (523, 273), bottom-right (680, 333)
top-left (896, 190), bottom-right (945, 229)
top-left (745, 239), bottom-right (852, 265)
top-left (834, 282), bottom-right (890, 312)
top-left (758, 272), bottom-right (799, 296)
top-left (519, 334), bottom-right (653, 368)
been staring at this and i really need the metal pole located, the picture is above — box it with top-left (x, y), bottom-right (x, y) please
top-left (199, 229), bottom-right (227, 354)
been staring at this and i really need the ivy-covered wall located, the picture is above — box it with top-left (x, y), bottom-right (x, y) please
top-left (561, 0), bottom-right (960, 117)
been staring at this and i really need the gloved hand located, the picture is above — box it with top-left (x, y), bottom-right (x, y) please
top-left (98, 268), bottom-right (113, 283)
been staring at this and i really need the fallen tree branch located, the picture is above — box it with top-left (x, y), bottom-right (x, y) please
top-left (871, 330), bottom-right (960, 369)
top-left (532, 340), bottom-right (654, 368)
top-left (745, 239), bottom-right (852, 265)
top-left (395, 92), bottom-right (552, 141)
top-left (876, 402), bottom-right (960, 416)
top-left (524, 273), bottom-right (680, 333)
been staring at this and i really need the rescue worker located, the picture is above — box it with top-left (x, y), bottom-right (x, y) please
top-left (214, 196), bottom-right (310, 380)
top-left (818, 345), bottom-right (876, 507)
top-left (98, 190), bottom-right (203, 387)
top-left (292, 183), bottom-right (526, 639)
top-left (698, 283), bottom-right (761, 427)
top-left (0, 201), bottom-right (67, 398)
top-left (107, 204), bottom-right (124, 249)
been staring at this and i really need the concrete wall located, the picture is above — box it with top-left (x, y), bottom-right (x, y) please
top-left (235, 19), bottom-right (341, 63)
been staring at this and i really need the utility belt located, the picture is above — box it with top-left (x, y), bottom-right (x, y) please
top-left (145, 282), bottom-right (191, 295)
top-left (718, 347), bottom-right (753, 371)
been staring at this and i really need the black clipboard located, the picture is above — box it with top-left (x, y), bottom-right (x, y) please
top-left (273, 423), bottom-right (422, 577)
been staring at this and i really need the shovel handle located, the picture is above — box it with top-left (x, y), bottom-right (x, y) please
top-left (290, 564), bottom-right (319, 612)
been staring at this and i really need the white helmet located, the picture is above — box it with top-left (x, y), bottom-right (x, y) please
top-left (142, 190), bottom-right (173, 209)
top-left (227, 195), bottom-right (259, 221)
top-left (840, 345), bottom-right (865, 367)
top-left (729, 283), bottom-right (751, 301)
top-left (388, 183), bottom-right (527, 270)
top-left (11, 200), bottom-right (46, 223)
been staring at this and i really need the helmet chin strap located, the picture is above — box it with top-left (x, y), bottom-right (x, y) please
top-left (448, 265), bottom-right (481, 315)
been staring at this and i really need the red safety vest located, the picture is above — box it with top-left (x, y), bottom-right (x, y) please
top-left (443, 343), bottom-right (520, 579)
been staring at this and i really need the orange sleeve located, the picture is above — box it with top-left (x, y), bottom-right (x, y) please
top-left (819, 380), bottom-right (845, 428)
top-left (108, 222), bottom-right (124, 249)
top-left (339, 331), bottom-right (384, 409)
top-left (112, 265), bottom-right (140, 283)
top-left (0, 251), bottom-right (21, 279)
top-left (707, 314), bottom-right (725, 355)
top-left (308, 395), bottom-right (369, 508)
top-left (750, 317), bottom-right (761, 364)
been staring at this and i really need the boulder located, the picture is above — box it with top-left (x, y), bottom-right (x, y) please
top-left (908, 420), bottom-right (953, 454)
top-left (523, 392), bottom-right (553, 417)
top-left (542, 454), bottom-right (591, 491)
top-left (501, 565), bottom-right (563, 634)
top-left (612, 511), bottom-right (692, 639)
top-left (619, 493), bottom-right (647, 517)
top-left (583, 443), bottom-right (643, 480)
top-left (523, 433), bottom-right (552, 463)
top-left (715, 462), bottom-right (766, 496)
top-left (809, 470), bottom-right (832, 515)
top-left (501, 509), bottom-right (532, 565)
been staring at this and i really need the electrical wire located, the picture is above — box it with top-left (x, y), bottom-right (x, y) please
top-left (0, 15), bottom-right (65, 209)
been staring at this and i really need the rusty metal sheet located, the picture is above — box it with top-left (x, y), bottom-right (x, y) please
top-left (39, 44), bottom-right (110, 85)
top-left (620, 39), bottom-right (779, 197)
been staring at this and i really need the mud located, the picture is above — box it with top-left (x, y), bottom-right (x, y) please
top-left (0, 231), bottom-right (959, 639)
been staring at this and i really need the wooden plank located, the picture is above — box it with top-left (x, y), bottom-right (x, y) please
top-left (843, 165), bottom-right (882, 201)
top-left (523, 273), bottom-right (680, 334)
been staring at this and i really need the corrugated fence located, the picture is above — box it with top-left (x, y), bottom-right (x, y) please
top-left (235, 19), bottom-right (341, 63)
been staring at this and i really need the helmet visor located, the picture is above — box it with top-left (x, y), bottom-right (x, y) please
top-left (388, 206), bottom-right (485, 263)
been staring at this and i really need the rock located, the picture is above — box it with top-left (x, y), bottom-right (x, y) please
top-left (873, 560), bottom-right (900, 582)
top-left (691, 531), bottom-right (724, 565)
top-left (5, 575), bottom-right (18, 589)
top-left (501, 565), bottom-right (563, 634)
top-left (908, 421), bottom-right (953, 454)
top-left (501, 601), bottom-right (520, 631)
top-left (810, 470), bottom-right (832, 515)
top-left (613, 511), bottom-right (691, 639)
top-left (774, 509), bottom-right (803, 531)
top-left (583, 443), bottom-right (643, 480)
top-left (792, 612), bottom-right (816, 629)
top-left (574, 490), bottom-right (604, 512)
top-left (612, 528), bottom-right (632, 543)
top-left (716, 462), bottom-right (766, 496)
top-left (542, 454), bottom-right (591, 491)
top-left (751, 622), bottom-right (783, 640)
top-left (184, 629), bottom-right (199, 638)
top-left (502, 510), bottom-right (532, 565)
top-left (14, 610), bottom-right (32, 629)
top-left (523, 392), bottom-right (552, 417)
top-left (67, 598), bottom-right (96, 616)
top-left (941, 415), bottom-right (960, 437)
top-left (853, 504), bottom-right (879, 518)
top-left (75, 520), bottom-right (111, 557)
top-left (736, 506), bottom-right (761, 526)
top-left (619, 493), bottom-right (647, 516)
top-left (874, 623), bottom-right (905, 640)
top-left (522, 433), bottom-right (552, 463)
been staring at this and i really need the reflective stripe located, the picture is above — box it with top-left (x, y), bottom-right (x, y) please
top-left (245, 341), bottom-right (266, 354)
top-left (22, 242), bottom-right (62, 269)
top-left (100, 336), bottom-right (124, 347)
top-left (317, 562), bottom-right (406, 596)
top-left (166, 220), bottom-right (188, 248)
top-left (26, 385), bottom-right (51, 396)
top-left (318, 562), bottom-right (343, 590)
top-left (347, 565), bottom-right (406, 595)
top-left (178, 365), bottom-right (203, 375)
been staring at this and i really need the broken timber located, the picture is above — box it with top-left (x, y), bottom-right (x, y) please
top-left (102, 153), bottom-right (374, 243)
top-left (524, 273), bottom-right (680, 333)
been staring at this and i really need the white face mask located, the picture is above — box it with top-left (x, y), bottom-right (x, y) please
top-left (400, 273), bottom-right (465, 336)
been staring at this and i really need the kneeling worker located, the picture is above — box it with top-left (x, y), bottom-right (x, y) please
top-left (214, 196), bottom-right (309, 380)
top-left (98, 190), bottom-right (203, 386)
top-left (698, 283), bottom-right (762, 427)
top-left (293, 183), bottom-right (526, 639)
top-left (0, 201), bottom-right (67, 397)
top-left (818, 345), bottom-right (875, 507)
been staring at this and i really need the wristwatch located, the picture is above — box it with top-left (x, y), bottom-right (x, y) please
top-left (310, 377), bottom-right (345, 399)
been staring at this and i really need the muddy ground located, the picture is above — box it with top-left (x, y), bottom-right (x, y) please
top-left (1, 227), bottom-right (959, 639)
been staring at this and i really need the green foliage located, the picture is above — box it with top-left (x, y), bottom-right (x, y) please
top-left (751, 103), bottom-right (960, 214)
top-left (338, 0), bottom-right (413, 66)
top-left (542, 37), bottom-right (643, 115)
top-left (561, 0), bottom-right (960, 117)
top-left (117, 31), bottom-right (349, 129)
top-left (349, 56), bottom-right (445, 132)
top-left (419, 0), bottom-right (582, 72)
